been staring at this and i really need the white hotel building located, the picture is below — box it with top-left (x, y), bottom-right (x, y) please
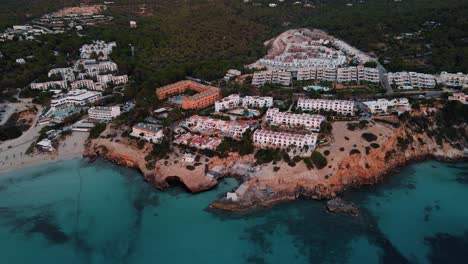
top-left (88, 106), bottom-right (121, 122)
top-left (215, 94), bottom-right (241, 112)
top-left (265, 108), bottom-right (325, 132)
top-left (242, 96), bottom-right (273, 109)
top-left (252, 70), bottom-right (292, 86)
top-left (130, 123), bottom-right (164, 143)
top-left (50, 89), bottom-right (101, 110)
top-left (387, 71), bottom-right (436, 89)
top-left (438, 72), bottom-right (468, 87)
top-left (253, 129), bottom-right (318, 150)
top-left (297, 98), bottom-right (355, 116)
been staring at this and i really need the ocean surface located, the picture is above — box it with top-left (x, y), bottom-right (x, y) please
top-left (0, 159), bottom-right (467, 264)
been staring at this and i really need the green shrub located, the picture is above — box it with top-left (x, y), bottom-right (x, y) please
top-left (350, 149), bottom-right (361, 155)
top-left (361, 133), bottom-right (377, 142)
top-left (311, 151), bottom-right (328, 169)
top-left (324, 150), bottom-right (330, 156)
top-left (370, 143), bottom-right (380, 149)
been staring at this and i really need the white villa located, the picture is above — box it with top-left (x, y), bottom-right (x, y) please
top-left (363, 98), bottom-right (410, 114)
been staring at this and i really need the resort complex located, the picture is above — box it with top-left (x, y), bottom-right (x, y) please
top-left (156, 80), bottom-right (222, 110)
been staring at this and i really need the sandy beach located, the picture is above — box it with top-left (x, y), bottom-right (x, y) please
top-left (0, 131), bottom-right (89, 173)
top-left (0, 103), bottom-right (89, 173)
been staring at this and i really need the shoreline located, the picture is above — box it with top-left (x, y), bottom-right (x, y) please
top-left (210, 154), bottom-right (468, 211)
top-left (0, 131), bottom-right (89, 174)
top-left (0, 151), bottom-right (84, 174)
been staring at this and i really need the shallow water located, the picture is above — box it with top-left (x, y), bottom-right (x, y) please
top-left (0, 159), bottom-right (467, 264)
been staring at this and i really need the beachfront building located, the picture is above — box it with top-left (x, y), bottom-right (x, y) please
top-left (184, 115), bottom-right (254, 139)
top-left (130, 123), bottom-right (164, 143)
top-left (156, 80), bottom-right (222, 110)
top-left (80, 41), bottom-right (116, 60)
top-left (265, 108), bottom-right (325, 132)
top-left (387, 72), bottom-right (436, 89)
top-left (253, 129), bottom-right (318, 150)
top-left (297, 98), bottom-right (355, 116)
top-left (31, 80), bottom-right (68, 90)
top-left (363, 98), bottom-right (410, 114)
top-left (224, 69), bottom-right (241, 81)
top-left (448, 93), bottom-right (468, 104)
top-left (88, 106), bottom-right (121, 122)
top-left (252, 70), bottom-right (292, 86)
top-left (242, 96), bottom-right (274, 109)
top-left (215, 94), bottom-right (241, 112)
top-left (50, 89), bottom-right (101, 110)
top-left (438, 72), bottom-right (468, 87)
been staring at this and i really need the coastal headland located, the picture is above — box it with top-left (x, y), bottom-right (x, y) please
top-left (84, 103), bottom-right (466, 211)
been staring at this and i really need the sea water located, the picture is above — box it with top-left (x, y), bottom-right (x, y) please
top-left (0, 159), bottom-right (467, 264)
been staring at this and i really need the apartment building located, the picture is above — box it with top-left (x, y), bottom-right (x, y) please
top-left (242, 96), bottom-right (274, 109)
top-left (50, 89), bottom-right (101, 110)
top-left (363, 98), bottom-right (410, 114)
top-left (215, 94), bottom-right (241, 112)
top-left (84, 61), bottom-right (118, 76)
top-left (265, 108), bottom-right (325, 132)
top-left (48, 67), bottom-right (75, 81)
top-left (71, 79), bottom-right (95, 90)
top-left (388, 72), bottom-right (436, 89)
top-left (337, 67), bottom-right (358, 83)
top-left (297, 98), bottom-right (355, 115)
top-left (80, 41), bottom-right (116, 60)
top-left (88, 106), bottom-right (121, 122)
top-left (439, 72), bottom-right (468, 87)
top-left (448, 93), bottom-right (467, 104)
top-left (358, 66), bottom-right (380, 83)
top-left (130, 123), bottom-right (164, 143)
top-left (296, 67), bottom-right (317, 81)
top-left (252, 70), bottom-right (292, 86)
top-left (31, 80), bottom-right (68, 90)
top-left (316, 66), bottom-right (337, 82)
top-left (253, 129), bottom-right (318, 150)
top-left (156, 80), bottom-right (222, 110)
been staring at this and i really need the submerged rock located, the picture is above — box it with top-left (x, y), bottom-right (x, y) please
top-left (326, 197), bottom-right (359, 216)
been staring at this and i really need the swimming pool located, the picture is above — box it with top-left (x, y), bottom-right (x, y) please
top-left (53, 107), bottom-right (81, 120)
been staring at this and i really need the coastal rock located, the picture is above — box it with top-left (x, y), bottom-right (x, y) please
top-left (326, 197), bottom-right (359, 216)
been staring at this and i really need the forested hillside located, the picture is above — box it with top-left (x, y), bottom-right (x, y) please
top-left (0, 0), bottom-right (466, 103)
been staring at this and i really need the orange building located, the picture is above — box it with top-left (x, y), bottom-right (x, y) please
top-left (156, 80), bottom-right (221, 110)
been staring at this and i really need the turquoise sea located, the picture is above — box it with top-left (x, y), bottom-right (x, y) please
top-left (0, 159), bottom-right (467, 264)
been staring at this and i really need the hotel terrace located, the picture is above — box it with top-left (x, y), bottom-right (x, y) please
top-left (183, 115), bottom-right (257, 140)
top-left (265, 108), bottom-right (325, 132)
top-left (156, 80), bottom-right (222, 110)
top-left (297, 98), bottom-right (355, 116)
top-left (253, 129), bottom-right (318, 150)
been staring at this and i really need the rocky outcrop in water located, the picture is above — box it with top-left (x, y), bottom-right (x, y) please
top-left (326, 197), bottom-right (359, 216)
